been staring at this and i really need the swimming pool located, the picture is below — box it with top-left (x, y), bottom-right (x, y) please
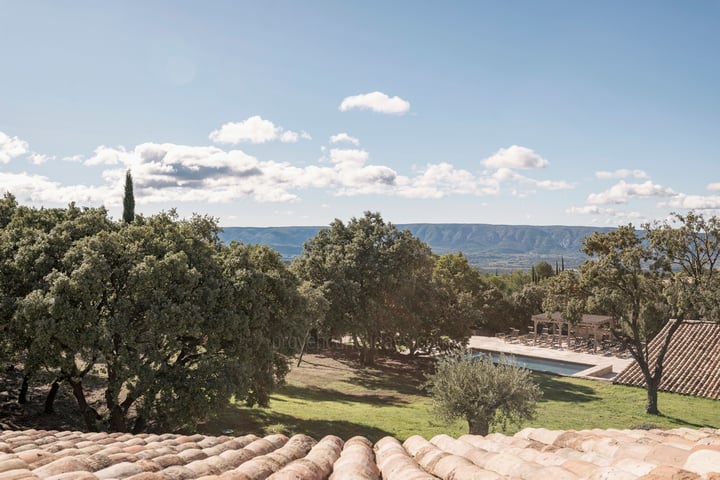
top-left (473, 350), bottom-right (593, 376)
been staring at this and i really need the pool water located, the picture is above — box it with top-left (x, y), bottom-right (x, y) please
top-left (473, 350), bottom-right (593, 376)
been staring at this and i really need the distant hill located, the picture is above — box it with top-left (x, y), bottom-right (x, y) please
top-left (219, 224), bottom-right (615, 272)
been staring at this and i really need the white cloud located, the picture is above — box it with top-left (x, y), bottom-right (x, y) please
top-left (280, 131), bottom-right (299, 143)
top-left (534, 179), bottom-right (574, 190)
top-left (84, 145), bottom-right (130, 166)
top-left (595, 169), bottom-right (648, 180)
top-left (280, 130), bottom-right (312, 143)
top-left (29, 153), bottom-right (53, 165)
top-left (394, 163), bottom-right (498, 199)
top-left (587, 180), bottom-right (676, 204)
top-left (663, 194), bottom-right (720, 210)
top-left (706, 182), bottom-right (720, 192)
top-left (0, 171), bottom-right (116, 205)
top-left (328, 148), bottom-right (369, 167)
top-left (6, 139), bottom-right (572, 210)
top-left (490, 166), bottom-right (573, 191)
top-left (0, 131), bottom-right (30, 164)
top-left (208, 116), bottom-right (310, 144)
top-left (481, 145), bottom-right (549, 169)
top-left (339, 91), bottom-right (411, 114)
top-left (566, 205), bottom-right (641, 217)
top-left (330, 133), bottom-right (360, 145)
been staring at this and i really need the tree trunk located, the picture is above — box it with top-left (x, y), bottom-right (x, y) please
top-left (18, 374), bottom-right (29, 404)
top-left (297, 329), bottom-right (310, 367)
top-left (68, 378), bottom-right (100, 431)
top-left (646, 382), bottom-right (660, 415)
top-left (467, 416), bottom-right (490, 436)
top-left (44, 380), bottom-right (61, 414)
top-left (106, 363), bottom-right (127, 432)
top-left (360, 344), bottom-right (376, 366)
top-left (132, 415), bottom-right (147, 434)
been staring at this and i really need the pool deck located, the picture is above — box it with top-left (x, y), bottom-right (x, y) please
top-left (467, 335), bottom-right (635, 379)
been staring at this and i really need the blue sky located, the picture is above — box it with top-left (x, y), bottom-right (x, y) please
top-left (1, 1), bottom-right (719, 227)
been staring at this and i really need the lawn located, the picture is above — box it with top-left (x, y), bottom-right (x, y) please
top-left (200, 349), bottom-right (720, 442)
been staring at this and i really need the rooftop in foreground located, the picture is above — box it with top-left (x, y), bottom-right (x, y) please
top-left (1, 426), bottom-right (719, 479)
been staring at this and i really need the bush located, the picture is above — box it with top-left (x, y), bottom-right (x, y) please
top-left (424, 351), bottom-right (542, 435)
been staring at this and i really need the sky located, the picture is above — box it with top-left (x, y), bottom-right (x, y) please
top-left (1, 1), bottom-right (719, 227)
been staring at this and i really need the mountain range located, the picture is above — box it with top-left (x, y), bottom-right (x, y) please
top-left (219, 224), bottom-right (615, 272)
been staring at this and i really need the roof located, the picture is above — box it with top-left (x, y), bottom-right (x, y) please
top-left (614, 320), bottom-right (720, 400)
top-left (1, 427), bottom-right (719, 479)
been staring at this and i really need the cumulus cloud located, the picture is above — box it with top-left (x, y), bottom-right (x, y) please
top-left (29, 153), bottom-right (52, 165)
top-left (662, 194), bottom-right (720, 210)
top-left (0, 171), bottom-right (116, 205)
top-left (706, 182), bottom-right (720, 192)
top-left (330, 133), bottom-right (360, 145)
top-left (566, 205), bottom-right (642, 218)
top-left (481, 145), bottom-right (549, 169)
top-left (339, 91), bottom-right (411, 114)
top-left (566, 205), bottom-right (645, 225)
top-left (489, 166), bottom-right (573, 191)
top-left (587, 180), bottom-right (676, 204)
top-left (395, 162), bottom-right (498, 199)
top-left (0, 131), bottom-right (30, 164)
top-left (208, 116), bottom-right (310, 144)
top-left (595, 169), bottom-right (648, 180)
top-left (7, 137), bottom-right (573, 210)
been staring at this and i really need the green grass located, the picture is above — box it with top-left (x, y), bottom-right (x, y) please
top-left (200, 350), bottom-right (720, 442)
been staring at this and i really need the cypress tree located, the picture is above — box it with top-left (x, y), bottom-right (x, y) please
top-left (123, 170), bottom-right (135, 224)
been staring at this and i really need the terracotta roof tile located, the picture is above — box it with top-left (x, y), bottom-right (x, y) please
top-left (0, 428), bottom-right (718, 479)
top-left (615, 320), bottom-right (720, 399)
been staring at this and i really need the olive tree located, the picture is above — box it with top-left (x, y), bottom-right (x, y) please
top-left (425, 351), bottom-right (542, 435)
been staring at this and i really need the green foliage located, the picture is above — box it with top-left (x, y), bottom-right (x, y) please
top-left (534, 261), bottom-right (554, 281)
top-left (122, 170), bottom-right (135, 224)
top-left (646, 211), bottom-right (720, 322)
top-left (292, 212), bottom-right (439, 363)
top-left (541, 270), bottom-right (588, 324)
top-left (292, 213), bottom-right (501, 361)
top-left (2, 198), bottom-right (307, 432)
top-left (580, 216), bottom-right (720, 415)
top-left (424, 351), bottom-right (542, 435)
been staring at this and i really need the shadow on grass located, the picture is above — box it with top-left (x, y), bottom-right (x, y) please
top-left (296, 359), bottom-right (351, 372)
top-left (534, 373), bottom-right (601, 403)
top-left (200, 403), bottom-right (393, 443)
top-left (656, 413), bottom-right (712, 429)
top-left (277, 384), bottom-right (409, 406)
top-left (350, 368), bottom-right (426, 398)
top-left (310, 348), bottom-right (432, 398)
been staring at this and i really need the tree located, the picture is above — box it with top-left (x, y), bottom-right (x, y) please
top-left (425, 351), bottom-right (542, 435)
top-left (511, 283), bottom-right (546, 326)
top-left (580, 224), bottom-right (669, 414)
top-left (647, 211), bottom-right (720, 321)
top-left (541, 270), bottom-right (589, 325)
top-left (534, 261), bottom-right (554, 281)
top-left (15, 211), bottom-right (304, 431)
top-left (292, 212), bottom-right (433, 365)
top-left (122, 170), bottom-right (135, 224)
top-left (0, 201), bottom-right (111, 406)
top-left (398, 253), bottom-right (485, 355)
